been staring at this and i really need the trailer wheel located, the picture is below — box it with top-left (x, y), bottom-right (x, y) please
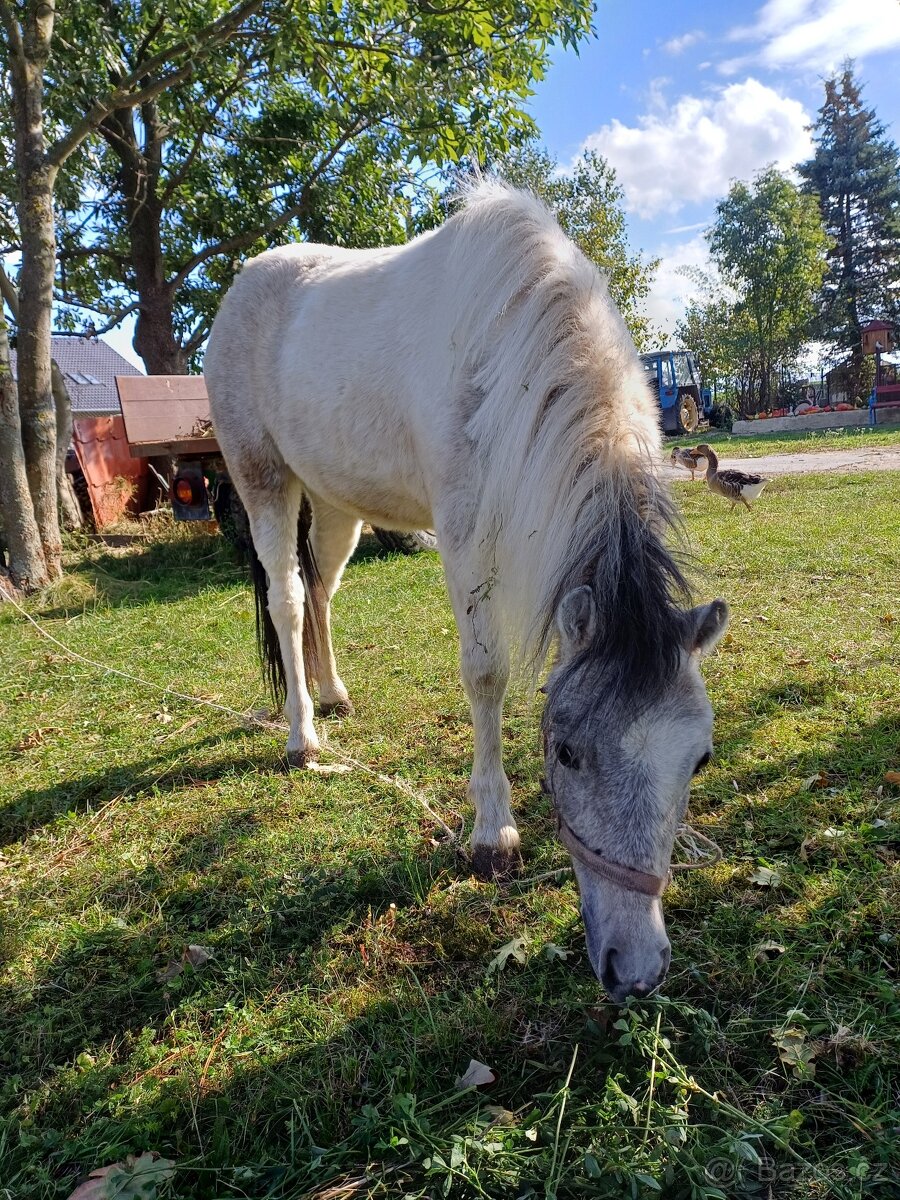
top-left (372, 528), bottom-right (438, 555)
top-left (677, 395), bottom-right (700, 434)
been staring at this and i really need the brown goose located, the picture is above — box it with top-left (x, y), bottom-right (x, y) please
top-left (670, 446), bottom-right (709, 481)
top-left (694, 443), bottom-right (771, 512)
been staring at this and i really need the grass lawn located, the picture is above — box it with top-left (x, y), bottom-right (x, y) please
top-left (666, 423), bottom-right (900, 458)
top-left (1, 472), bottom-right (898, 1199)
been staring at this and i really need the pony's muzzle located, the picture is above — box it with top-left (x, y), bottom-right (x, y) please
top-left (579, 879), bottom-right (671, 1002)
top-left (598, 941), bottom-right (671, 1003)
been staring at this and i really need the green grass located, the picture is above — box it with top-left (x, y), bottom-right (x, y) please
top-left (1, 474), bottom-right (898, 1200)
top-left (667, 423), bottom-right (900, 458)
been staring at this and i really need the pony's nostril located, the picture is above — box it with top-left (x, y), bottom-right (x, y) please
top-left (599, 947), bottom-right (621, 992)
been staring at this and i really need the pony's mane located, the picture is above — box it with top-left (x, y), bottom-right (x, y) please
top-left (449, 179), bottom-right (690, 685)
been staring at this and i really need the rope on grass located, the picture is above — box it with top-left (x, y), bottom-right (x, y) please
top-left (2, 588), bottom-right (723, 875)
top-left (1, 586), bottom-right (460, 843)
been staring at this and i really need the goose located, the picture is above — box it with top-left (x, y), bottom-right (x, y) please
top-left (694, 443), bottom-right (772, 512)
top-left (670, 446), bottom-right (709, 481)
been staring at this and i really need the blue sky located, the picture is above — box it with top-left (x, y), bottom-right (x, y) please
top-left (105, 0), bottom-right (900, 366)
top-left (526, 0), bottom-right (900, 340)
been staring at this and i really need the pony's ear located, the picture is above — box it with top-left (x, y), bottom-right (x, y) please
top-left (557, 586), bottom-right (597, 659)
top-left (686, 599), bottom-right (729, 657)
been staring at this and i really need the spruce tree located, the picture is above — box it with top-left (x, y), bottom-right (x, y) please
top-left (799, 62), bottom-right (900, 394)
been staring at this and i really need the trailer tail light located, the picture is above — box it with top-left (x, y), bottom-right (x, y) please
top-left (171, 465), bottom-right (211, 521)
top-left (174, 477), bottom-right (196, 505)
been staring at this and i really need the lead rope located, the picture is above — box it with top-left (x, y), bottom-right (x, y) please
top-left (1, 586), bottom-right (461, 844)
top-left (2, 586), bottom-right (722, 886)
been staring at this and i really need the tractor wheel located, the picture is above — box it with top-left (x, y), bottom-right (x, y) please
top-left (677, 394), bottom-right (700, 434)
top-left (372, 528), bottom-right (438, 555)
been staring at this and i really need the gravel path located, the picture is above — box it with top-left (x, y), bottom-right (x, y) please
top-left (665, 445), bottom-right (900, 479)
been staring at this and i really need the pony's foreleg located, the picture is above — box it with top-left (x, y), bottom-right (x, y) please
top-left (247, 481), bottom-right (319, 768)
top-left (309, 498), bottom-right (362, 716)
top-left (446, 566), bottom-right (521, 879)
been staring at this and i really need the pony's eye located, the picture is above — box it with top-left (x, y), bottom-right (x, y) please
top-left (557, 743), bottom-right (580, 770)
top-left (693, 751), bottom-right (711, 775)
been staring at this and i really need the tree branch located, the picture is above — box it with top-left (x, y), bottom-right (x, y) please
top-left (0, 260), bottom-right (20, 321)
top-left (46, 0), bottom-right (268, 169)
top-left (92, 301), bottom-right (142, 336)
top-left (160, 68), bottom-right (260, 207)
top-left (55, 291), bottom-right (140, 325)
top-left (59, 245), bottom-right (130, 268)
top-left (183, 313), bottom-right (212, 355)
top-left (168, 116), bottom-right (372, 291)
top-left (0, 0), bottom-right (25, 66)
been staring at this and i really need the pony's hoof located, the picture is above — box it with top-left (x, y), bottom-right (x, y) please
top-left (286, 747), bottom-right (319, 770)
top-left (471, 844), bottom-right (523, 882)
top-left (320, 698), bottom-right (354, 718)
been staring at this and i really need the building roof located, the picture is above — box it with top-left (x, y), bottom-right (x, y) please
top-left (9, 334), bottom-right (144, 415)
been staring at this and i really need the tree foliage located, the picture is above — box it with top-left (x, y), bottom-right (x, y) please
top-left (493, 143), bottom-right (659, 349)
top-left (707, 168), bottom-right (830, 409)
top-left (799, 61), bottom-right (900, 361)
top-left (0, 0), bottom-right (594, 586)
top-left (45, 0), bottom-right (595, 372)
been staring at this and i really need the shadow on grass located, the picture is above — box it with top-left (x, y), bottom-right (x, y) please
top-left (38, 529), bottom-right (429, 622)
top-left (2, 708), bottom-right (897, 1196)
top-left (0, 730), bottom-right (270, 846)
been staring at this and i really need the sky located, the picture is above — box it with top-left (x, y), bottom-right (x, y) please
top-left (102, 0), bottom-right (900, 367)
top-left (526, 0), bottom-right (900, 343)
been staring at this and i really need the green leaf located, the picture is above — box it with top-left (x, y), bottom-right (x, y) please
top-left (488, 936), bottom-right (527, 973)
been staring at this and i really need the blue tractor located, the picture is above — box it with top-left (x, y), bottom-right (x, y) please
top-left (640, 350), bottom-right (713, 435)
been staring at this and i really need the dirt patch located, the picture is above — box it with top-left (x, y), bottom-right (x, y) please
top-left (666, 446), bottom-right (900, 479)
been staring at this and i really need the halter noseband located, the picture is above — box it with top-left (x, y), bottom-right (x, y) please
top-left (540, 776), bottom-right (669, 898)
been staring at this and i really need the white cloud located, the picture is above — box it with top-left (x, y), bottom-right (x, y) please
top-left (722, 0), bottom-right (900, 73)
top-left (662, 31), bottom-right (704, 55)
top-left (582, 78), bottom-right (812, 219)
top-left (644, 234), bottom-right (711, 338)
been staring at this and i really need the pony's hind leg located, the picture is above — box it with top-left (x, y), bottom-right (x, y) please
top-left (242, 471), bottom-right (320, 768)
top-left (308, 497), bottom-right (362, 716)
top-left (443, 547), bottom-right (521, 880)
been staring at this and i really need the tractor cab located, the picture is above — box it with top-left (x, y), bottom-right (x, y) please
top-left (640, 350), bottom-right (713, 434)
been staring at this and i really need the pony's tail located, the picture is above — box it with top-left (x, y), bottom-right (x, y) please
top-left (247, 494), bottom-right (326, 708)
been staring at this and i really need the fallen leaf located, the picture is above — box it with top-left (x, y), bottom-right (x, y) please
top-left (153, 711), bottom-right (173, 724)
top-left (185, 944), bottom-right (211, 969)
top-left (773, 1027), bottom-right (817, 1077)
top-left (12, 727), bottom-right (55, 752)
top-left (307, 761), bottom-right (352, 775)
top-left (156, 958), bottom-right (183, 984)
top-left (488, 936), bottom-right (527, 973)
top-left (749, 866), bottom-right (781, 887)
top-left (483, 1105), bottom-right (516, 1127)
top-left (801, 772), bottom-right (829, 791)
top-left (754, 940), bottom-right (786, 963)
top-left (880, 613), bottom-right (894, 624)
top-left (157, 944), bottom-right (211, 982)
top-left (815, 1025), bottom-right (878, 1069)
top-left (455, 1058), bottom-right (496, 1089)
top-left (67, 1152), bottom-right (175, 1200)
top-left (543, 942), bottom-right (571, 962)
top-left (883, 771), bottom-right (900, 786)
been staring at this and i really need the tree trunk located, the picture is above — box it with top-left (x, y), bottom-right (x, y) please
top-left (133, 284), bottom-right (188, 375)
top-left (8, 8), bottom-right (62, 577)
top-left (101, 102), bottom-right (189, 378)
top-left (51, 359), bottom-right (83, 529)
top-left (0, 308), bottom-right (49, 590)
